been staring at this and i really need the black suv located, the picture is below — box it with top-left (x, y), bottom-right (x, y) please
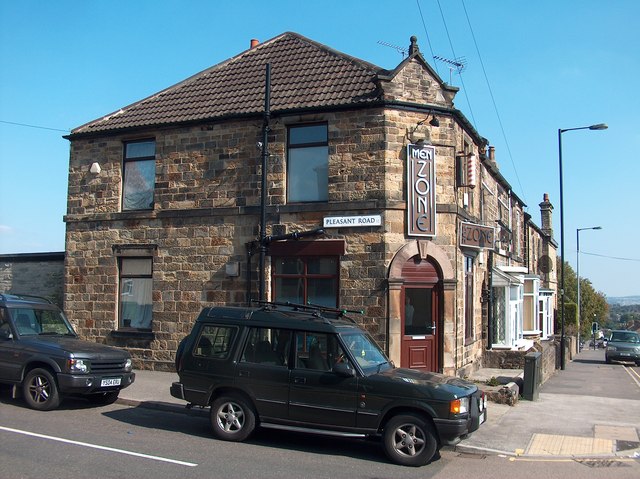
top-left (0, 293), bottom-right (135, 410)
top-left (171, 303), bottom-right (486, 466)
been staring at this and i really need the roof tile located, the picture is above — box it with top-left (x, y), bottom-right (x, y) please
top-left (72, 32), bottom-right (384, 136)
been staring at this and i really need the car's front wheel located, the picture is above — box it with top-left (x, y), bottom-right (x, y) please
top-left (22, 368), bottom-right (61, 411)
top-left (383, 413), bottom-right (438, 467)
top-left (210, 395), bottom-right (256, 442)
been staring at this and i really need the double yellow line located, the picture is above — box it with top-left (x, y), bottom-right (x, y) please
top-left (623, 364), bottom-right (640, 389)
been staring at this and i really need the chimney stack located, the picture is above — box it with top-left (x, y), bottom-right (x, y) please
top-left (487, 146), bottom-right (498, 169)
top-left (250, 39), bottom-right (259, 49)
top-left (539, 193), bottom-right (554, 237)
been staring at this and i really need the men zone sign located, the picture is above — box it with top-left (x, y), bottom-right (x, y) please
top-left (407, 143), bottom-right (436, 237)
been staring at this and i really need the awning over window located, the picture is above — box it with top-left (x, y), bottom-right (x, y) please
top-left (492, 266), bottom-right (527, 287)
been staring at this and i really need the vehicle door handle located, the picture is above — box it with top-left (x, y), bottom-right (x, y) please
top-left (293, 377), bottom-right (306, 384)
top-left (239, 370), bottom-right (250, 378)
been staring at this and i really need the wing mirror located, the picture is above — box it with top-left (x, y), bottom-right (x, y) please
top-left (333, 362), bottom-right (356, 378)
top-left (0, 327), bottom-right (13, 340)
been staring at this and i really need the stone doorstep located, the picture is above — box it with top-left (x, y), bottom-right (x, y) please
top-left (477, 381), bottom-right (521, 406)
top-left (470, 367), bottom-right (524, 406)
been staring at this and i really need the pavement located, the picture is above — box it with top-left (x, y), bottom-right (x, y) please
top-left (117, 348), bottom-right (640, 459)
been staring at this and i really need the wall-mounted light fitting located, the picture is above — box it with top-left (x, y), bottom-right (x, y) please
top-left (225, 261), bottom-right (240, 277)
top-left (89, 162), bottom-right (101, 174)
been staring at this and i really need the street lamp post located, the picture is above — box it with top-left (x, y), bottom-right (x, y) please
top-left (576, 226), bottom-right (602, 351)
top-left (558, 123), bottom-right (607, 370)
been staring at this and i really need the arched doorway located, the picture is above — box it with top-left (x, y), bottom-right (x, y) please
top-left (388, 240), bottom-right (455, 373)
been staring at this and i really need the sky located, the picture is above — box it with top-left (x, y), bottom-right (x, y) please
top-left (1, 0), bottom-right (638, 298)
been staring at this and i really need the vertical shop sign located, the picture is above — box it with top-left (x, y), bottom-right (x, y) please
top-left (407, 143), bottom-right (436, 237)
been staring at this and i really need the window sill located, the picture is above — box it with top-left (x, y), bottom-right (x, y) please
top-left (110, 329), bottom-right (155, 341)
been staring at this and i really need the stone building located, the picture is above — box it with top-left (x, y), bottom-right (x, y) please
top-left (63, 32), bottom-right (556, 372)
top-left (0, 252), bottom-right (65, 308)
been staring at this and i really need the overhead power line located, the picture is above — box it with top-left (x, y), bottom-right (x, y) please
top-left (581, 251), bottom-right (640, 263)
top-left (461, 0), bottom-right (526, 204)
top-left (0, 120), bottom-right (69, 133)
top-left (416, 0), bottom-right (441, 78)
top-left (435, 0), bottom-right (477, 127)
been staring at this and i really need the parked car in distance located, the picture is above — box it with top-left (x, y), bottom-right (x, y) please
top-left (171, 302), bottom-right (486, 467)
top-left (605, 330), bottom-right (640, 366)
top-left (0, 293), bottom-right (135, 410)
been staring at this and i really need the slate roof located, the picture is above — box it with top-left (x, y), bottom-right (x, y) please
top-left (70, 32), bottom-right (386, 137)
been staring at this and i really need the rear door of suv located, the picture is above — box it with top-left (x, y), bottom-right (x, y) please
top-left (235, 326), bottom-right (292, 421)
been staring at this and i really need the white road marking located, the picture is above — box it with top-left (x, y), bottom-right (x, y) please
top-left (0, 425), bottom-right (198, 467)
top-left (623, 365), bottom-right (640, 389)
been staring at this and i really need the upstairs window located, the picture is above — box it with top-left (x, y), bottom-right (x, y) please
top-left (287, 124), bottom-right (328, 203)
top-left (123, 140), bottom-right (155, 211)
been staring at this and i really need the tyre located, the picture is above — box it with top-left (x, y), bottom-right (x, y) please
top-left (382, 413), bottom-right (438, 467)
top-left (22, 368), bottom-right (61, 411)
top-left (88, 391), bottom-right (120, 405)
top-left (210, 395), bottom-right (256, 442)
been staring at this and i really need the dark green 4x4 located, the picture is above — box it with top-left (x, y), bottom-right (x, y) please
top-left (171, 303), bottom-right (486, 467)
top-left (0, 293), bottom-right (135, 410)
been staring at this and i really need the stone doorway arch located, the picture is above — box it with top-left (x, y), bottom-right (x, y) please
top-left (388, 240), bottom-right (456, 373)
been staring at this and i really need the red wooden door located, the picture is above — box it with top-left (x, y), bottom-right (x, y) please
top-left (402, 286), bottom-right (439, 371)
top-left (400, 256), bottom-right (441, 372)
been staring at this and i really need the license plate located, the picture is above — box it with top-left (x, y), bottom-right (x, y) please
top-left (101, 378), bottom-right (121, 387)
top-left (620, 353), bottom-right (630, 356)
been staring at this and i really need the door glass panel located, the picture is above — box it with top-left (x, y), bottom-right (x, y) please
top-left (404, 288), bottom-right (433, 336)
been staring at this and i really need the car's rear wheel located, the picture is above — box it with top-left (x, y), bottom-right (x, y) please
top-left (210, 395), bottom-right (256, 442)
top-left (23, 368), bottom-right (61, 411)
top-left (383, 413), bottom-right (438, 467)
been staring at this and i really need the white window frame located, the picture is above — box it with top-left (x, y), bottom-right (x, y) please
top-left (492, 267), bottom-right (526, 350)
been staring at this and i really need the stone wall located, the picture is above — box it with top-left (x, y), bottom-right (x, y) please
top-left (483, 338), bottom-right (558, 386)
top-left (63, 55), bottom-right (543, 372)
top-left (0, 253), bottom-right (65, 307)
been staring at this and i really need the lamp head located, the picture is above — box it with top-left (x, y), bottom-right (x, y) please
top-left (429, 115), bottom-right (440, 127)
top-left (589, 123), bottom-right (608, 130)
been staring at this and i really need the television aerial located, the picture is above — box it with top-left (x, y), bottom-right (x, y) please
top-left (433, 55), bottom-right (467, 84)
top-left (377, 40), bottom-right (409, 58)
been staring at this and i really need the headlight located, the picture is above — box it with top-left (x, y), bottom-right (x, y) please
top-left (450, 397), bottom-right (469, 415)
top-left (68, 359), bottom-right (90, 374)
top-left (124, 358), bottom-right (133, 372)
top-left (607, 345), bottom-right (617, 351)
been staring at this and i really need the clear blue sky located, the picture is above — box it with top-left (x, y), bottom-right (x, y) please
top-left (1, 0), bottom-right (638, 298)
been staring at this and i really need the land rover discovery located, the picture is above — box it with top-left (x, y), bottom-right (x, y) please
top-left (0, 293), bottom-right (135, 410)
top-left (171, 302), bottom-right (486, 466)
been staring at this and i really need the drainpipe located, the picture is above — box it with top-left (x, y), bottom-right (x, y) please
top-left (258, 64), bottom-right (271, 301)
top-left (487, 250), bottom-right (494, 349)
top-left (246, 241), bottom-right (255, 306)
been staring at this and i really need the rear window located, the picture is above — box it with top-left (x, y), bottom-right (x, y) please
top-left (193, 325), bottom-right (238, 359)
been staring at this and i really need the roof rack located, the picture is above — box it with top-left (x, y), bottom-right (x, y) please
top-left (251, 300), bottom-right (362, 323)
top-left (0, 293), bottom-right (54, 304)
